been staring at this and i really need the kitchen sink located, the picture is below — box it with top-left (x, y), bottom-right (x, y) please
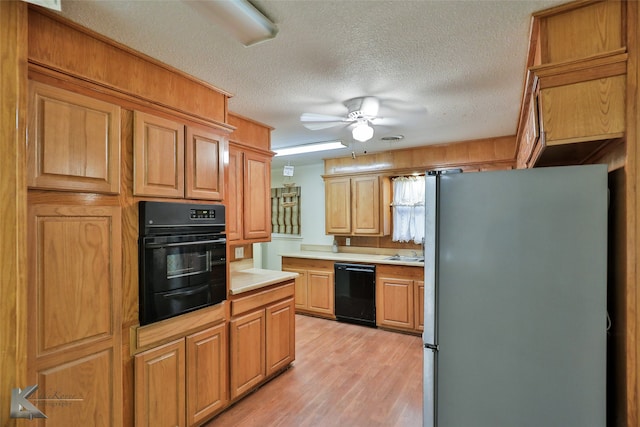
top-left (385, 255), bottom-right (424, 262)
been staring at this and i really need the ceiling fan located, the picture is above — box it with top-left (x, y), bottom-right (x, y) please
top-left (300, 96), bottom-right (392, 142)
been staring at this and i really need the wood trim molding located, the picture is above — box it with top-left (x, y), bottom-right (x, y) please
top-left (27, 6), bottom-right (231, 129)
top-left (323, 135), bottom-right (516, 176)
top-left (132, 302), bottom-right (228, 354)
top-left (28, 6), bottom-right (232, 97)
top-left (625, 0), bottom-right (639, 425)
top-left (228, 112), bottom-right (274, 153)
top-left (28, 64), bottom-right (235, 133)
top-left (535, 52), bottom-right (628, 89)
top-left (0, 2), bottom-right (28, 424)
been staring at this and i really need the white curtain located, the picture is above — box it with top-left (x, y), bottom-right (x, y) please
top-left (391, 176), bottom-right (425, 244)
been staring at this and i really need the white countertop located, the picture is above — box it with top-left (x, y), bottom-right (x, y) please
top-left (278, 249), bottom-right (425, 267)
top-left (229, 268), bottom-right (299, 295)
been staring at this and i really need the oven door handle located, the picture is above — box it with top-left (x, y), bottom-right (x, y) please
top-left (162, 284), bottom-right (210, 298)
top-left (145, 238), bottom-right (226, 249)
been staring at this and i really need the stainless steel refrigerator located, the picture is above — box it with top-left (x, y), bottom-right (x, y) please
top-left (423, 165), bottom-right (607, 427)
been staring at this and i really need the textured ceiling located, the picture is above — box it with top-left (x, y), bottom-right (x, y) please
top-left (56, 0), bottom-right (565, 169)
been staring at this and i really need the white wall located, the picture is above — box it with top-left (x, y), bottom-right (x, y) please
top-left (254, 162), bottom-right (333, 270)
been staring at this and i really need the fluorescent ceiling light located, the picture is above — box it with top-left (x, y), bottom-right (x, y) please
top-left (274, 141), bottom-right (346, 157)
top-left (183, 0), bottom-right (278, 47)
top-left (24, 0), bottom-right (61, 11)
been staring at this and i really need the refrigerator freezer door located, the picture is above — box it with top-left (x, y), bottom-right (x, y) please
top-left (430, 165), bottom-right (607, 427)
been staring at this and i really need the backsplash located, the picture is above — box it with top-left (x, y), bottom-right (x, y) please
top-left (332, 235), bottom-right (422, 251)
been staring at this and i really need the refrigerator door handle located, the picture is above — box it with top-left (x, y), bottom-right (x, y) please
top-left (424, 347), bottom-right (437, 427)
top-left (423, 174), bottom-right (438, 346)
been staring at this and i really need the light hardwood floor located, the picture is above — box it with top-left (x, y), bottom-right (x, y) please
top-left (205, 314), bottom-right (423, 427)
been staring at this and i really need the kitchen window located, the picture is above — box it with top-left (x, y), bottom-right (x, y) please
top-left (391, 175), bottom-right (425, 243)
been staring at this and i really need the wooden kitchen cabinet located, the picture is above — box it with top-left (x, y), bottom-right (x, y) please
top-left (134, 110), bottom-right (226, 200)
top-left (229, 309), bottom-right (266, 399)
top-left (540, 75), bottom-right (625, 144)
top-left (28, 81), bottom-right (121, 194)
top-left (324, 176), bottom-right (351, 234)
top-left (287, 267), bottom-right (308, 309)
top-left (134, 110), bottom-right (185, 198)
top-left (517, 66), bottom-right (626, 168)
top-left (186, 323), bottom-right (229, 426)
top-left (265, 298), bottom-right (296, 376)
top-left (307, 271), bottom-right (334, 316)
top-left (229, 281), bottom-right (295, 400)
top-left (133, 305), bottom-right (228, 427)
top-left (516, 0), bottom-right (627, 168)
top-left (227, 113), bottom-right (274, 242)
top-left (376, 265), bottom-right (423, 334)
top-left (282, 257), bottom-right (335, 318)
top-left (414, 280), bottom-right (425, 332)
top-left (378, 277), bottom-right (414, 330)
top-left (28, 204), bottom-right (123, 426)
top-left (227, 143), bottom-right (272, 242)
top-left (135, 339), bottom-right (186, 427)
top-left (324, 174), bottom-right (390, 236)
top-left (185, 125), bottom-right (225, 200)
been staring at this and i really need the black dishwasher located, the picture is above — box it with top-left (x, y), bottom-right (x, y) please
top-left (334, 263), bottom-right (376, 327)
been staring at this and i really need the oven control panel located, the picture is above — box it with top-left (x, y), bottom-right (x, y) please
top-left (190, 209), bottom-right (215, 219)
top-left (140, 201), bottom-right (225, 229)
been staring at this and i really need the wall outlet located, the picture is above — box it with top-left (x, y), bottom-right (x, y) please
top-left (235, 246), bottom-right (244, 259)
top-left (346, 238), bottom-right (351, 246)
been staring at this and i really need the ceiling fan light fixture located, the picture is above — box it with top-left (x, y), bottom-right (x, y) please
top-left (352, 120), bottom-right (374, 142)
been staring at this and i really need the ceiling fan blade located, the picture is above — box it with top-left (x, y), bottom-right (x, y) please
top-left (370, 117), bottom-right (400, 127)
top-left (300, 113), bottom-right (348, 123)
top-left (303, 121), bottom-right (347, 130)
top-left (359, 96), bottom-right (380, 116)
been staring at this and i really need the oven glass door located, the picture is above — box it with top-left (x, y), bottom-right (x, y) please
top-left (140, 233), bottom-right (226, 325)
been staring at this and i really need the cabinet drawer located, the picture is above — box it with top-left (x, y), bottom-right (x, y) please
top-left (230, 282), bottom-right (294, 316)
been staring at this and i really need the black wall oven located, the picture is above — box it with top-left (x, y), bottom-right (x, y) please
top-left (139, 201), bottom-right (226, 326)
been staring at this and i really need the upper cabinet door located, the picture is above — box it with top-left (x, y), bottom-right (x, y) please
top-left (324, 177), bottom-right (351, 235)
top-left (227, 113), bottom-right (274, 242)
top-left (133, 110), bottom-right (185, 198)
top-left (324, 174), bottom-right (390, 236)
top-left (28, 81), bottom-right (121, 194)
top-left (351, 175), bottom-right (380, 234)
top-left (227, 145), bottom-right (243, 241)
top-left (243, 151), bottom-right (271, 240)
top-left (185, 126), bottom-right (225, 201)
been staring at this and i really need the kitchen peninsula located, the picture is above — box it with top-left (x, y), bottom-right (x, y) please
top-left (226, 266), bottom-right (298, 402)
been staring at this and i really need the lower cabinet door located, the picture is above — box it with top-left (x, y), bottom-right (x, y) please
top-left (135, 339), bottom-right (186, 427)
top-left (414, 280), bottom-right (425, 332)
top-left (378, 277), bottom-right (414, 330)
top-left (186, 323), bottom-right (228, 426)
top-left (283, 268), bottom-right (308, 309)
top-left (230, 309), bottom-right (265, 399)
top-left (307, 270), bottom-right (334, 315)
top-left (265, 298), bottom-right (295, 376)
